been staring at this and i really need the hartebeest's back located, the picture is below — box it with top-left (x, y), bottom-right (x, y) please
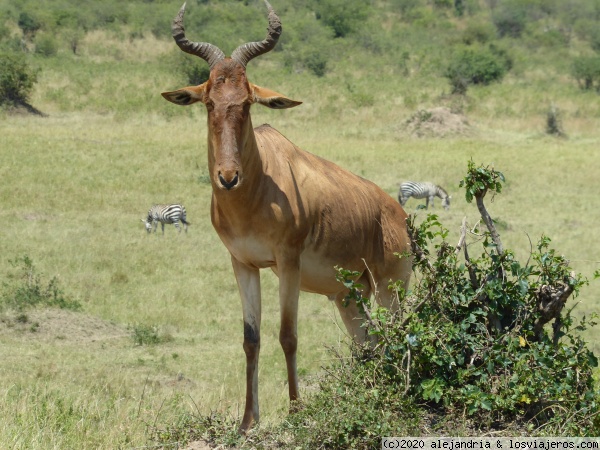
top-left (161, 1), bottom-right (412, 433)
top-left (248, 125), bottom-right (411, 296)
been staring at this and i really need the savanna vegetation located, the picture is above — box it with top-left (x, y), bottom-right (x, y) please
top-left (1, 0), bottom-right (600, 448)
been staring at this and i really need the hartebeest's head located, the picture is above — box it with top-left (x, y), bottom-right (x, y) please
top-left (162, 1), bottom-right (301, 191)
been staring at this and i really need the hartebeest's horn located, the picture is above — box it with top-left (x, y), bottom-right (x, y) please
top-left (230, 0), bottom-right (282, 68)
top-left (171, 2), bottom-right (225, 70)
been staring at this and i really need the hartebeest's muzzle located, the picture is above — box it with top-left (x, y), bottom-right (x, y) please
top-left (218, 170), bottom-right (240, 190)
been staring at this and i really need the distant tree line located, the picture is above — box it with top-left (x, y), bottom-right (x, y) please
top-left (1, 0), bottom-right (600, 108)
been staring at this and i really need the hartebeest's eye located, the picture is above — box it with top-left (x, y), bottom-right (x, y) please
top-left (206, 101), bottom-right (215, 112)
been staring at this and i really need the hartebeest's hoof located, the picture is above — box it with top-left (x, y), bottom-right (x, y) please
top-left (289, 399), bottom-right (304, 414)
top-left (238, 416), bottom-right (257, 435)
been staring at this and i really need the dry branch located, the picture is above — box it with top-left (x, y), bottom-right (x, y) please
top-left (533, 271), bottom-right (577, 342)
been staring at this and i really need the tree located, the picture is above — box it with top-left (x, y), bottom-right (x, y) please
top-left (444, 46), bottom-right (510, 94)
top-left (0, 53), bottom-right (39, 107)
top-left (572, 56), bottom-right (600, 91)
top-left (18, 12), bottom-right (41, 38)
top-left (314, 0), bottom-right (370, 38)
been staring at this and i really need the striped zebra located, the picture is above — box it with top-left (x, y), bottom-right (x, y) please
top-left (398, 181), bottom-right (451, 210)
top-left (142, 204), bottom-right (190, 234)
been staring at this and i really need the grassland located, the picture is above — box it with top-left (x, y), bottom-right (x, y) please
top-left (1, 2), bottom-right (600, 448)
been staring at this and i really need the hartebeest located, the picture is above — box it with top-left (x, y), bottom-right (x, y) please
top-left (161, 1), bottom-right (413, 433)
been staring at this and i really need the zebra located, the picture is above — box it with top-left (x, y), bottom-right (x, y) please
top-left (142, 204), bottom-right (190, 234)
top-left (398, 181), bottom-right (451, 210)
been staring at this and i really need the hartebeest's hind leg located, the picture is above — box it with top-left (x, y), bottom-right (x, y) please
top-left (334, 273), bottom-right (373, 344)
top-left (231, 256), bottom-right (262, 433)
top-left (335, 262), bottom-right (411, 344)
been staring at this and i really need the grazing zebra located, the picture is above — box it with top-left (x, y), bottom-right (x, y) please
top-left (398, 181), bottom-right (451, 210)
top-left (142, 204), bottom-right (190, 234)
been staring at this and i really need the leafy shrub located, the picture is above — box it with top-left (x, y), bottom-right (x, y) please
top-left (330, 161), bottom-right (599, 436)
top-left (394, 0), bottom-right (423, 16)
top-left (492, 1), bottom-right (528, 38)
top-left (572, 56), bottom-right (600, 91)
top-left (280, 13), bottom-right (334, 77)
top-left (314, 0), bottom-right (370, 38)
top-left (591, 27), bottom-right (600, 54)
top-left (0, 52), bottom-right (39, 106)
top-left (462, 21), bottom-right (497, 45)
top-left (18, 11), bottom-right (41, 38)
top-left (34, 34), bottom-right (58, 57)
top-left (1, 256), bottom-right (81, 312)
top-left (130, 323), bottom-right (172, 346)
top-left (178, 55), bottom-right (210, 86)
top-left (546, 103), bottom-right (566, 137)
top-left (445, 46), bottom-right (510, 94)
top-left (302, 51), bottom-right (328, 77)
top-left (454, 0), bottom-right (465, 17)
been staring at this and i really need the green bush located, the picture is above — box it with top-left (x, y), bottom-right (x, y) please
top-left (314, 0), bottom-right (370, 38)
top-left (322, 162), bottom-right (600, 437)
top-left (444, 46), bottom-right (510, 94)
top-left (591, 27), bottom-right (600, 53)
top-left (461, 21), bottom-right (497, 45)
top-left (129, 323), bottom-right (173, 346)
top-left (1, 256), bottom-right (81, 312)
top-left (18, 11), bottom-right (40, 38)
top-left (0, 52), bottom-right (39, 106)
top-left (177, 55), bottom-right (210, 86)
top-left (302, 50), bottom-right (328, 77)
top-left (546, 103), bottom-right (566, 137)
top-left (492, 1), bottom-right (528, 38)
top-left (34, 34), bottom-right (58, 57)
top-left (572, 56), bottom-right (600, 91)
top-left (280, 11), bottom-right (334, 77)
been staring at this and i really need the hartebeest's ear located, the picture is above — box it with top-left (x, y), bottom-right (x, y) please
top-left (161, 83), bottom-right (208, 106)
top-left (251, 84), bottom-right (302, 109)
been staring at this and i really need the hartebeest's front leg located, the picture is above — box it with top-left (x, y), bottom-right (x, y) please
top-left (277, 254), bottom-right (301, 405)
top-left (231, 256), bottom-right (262, 433)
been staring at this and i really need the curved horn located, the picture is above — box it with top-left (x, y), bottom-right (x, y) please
top-left (171, 2), bottom-right (225, 70)
top-left (230, 0), bottom-right (282, 68)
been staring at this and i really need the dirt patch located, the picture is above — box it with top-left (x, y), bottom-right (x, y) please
top-left (404, 107), bottom-right (471, 138)
top-left (0, 308), bottom-right (128, 344)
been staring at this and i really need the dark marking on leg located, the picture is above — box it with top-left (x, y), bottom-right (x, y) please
top-left (244, 321), bottom-right (259, 344)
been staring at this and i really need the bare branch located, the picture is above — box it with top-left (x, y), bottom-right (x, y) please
top-left (533, 271), bottom-right (577, 342)
top-left (475, 192), bottom-right (503, 254)
top-left (455, 216), bottom-right (468, 255)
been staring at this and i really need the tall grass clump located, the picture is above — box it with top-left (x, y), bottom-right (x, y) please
top-left (546, 103), bottom-right (566, 137)
top-left (1, 256), bottom-right (81, 312)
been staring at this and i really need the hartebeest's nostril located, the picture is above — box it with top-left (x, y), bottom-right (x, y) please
top-left (218, 171), bottom-right (239, 190)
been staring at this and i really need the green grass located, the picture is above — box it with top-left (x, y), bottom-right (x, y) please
top-left (1, 113), bottom-right (599, 447)
top-left (1, 8), bottom-right (600, 448)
